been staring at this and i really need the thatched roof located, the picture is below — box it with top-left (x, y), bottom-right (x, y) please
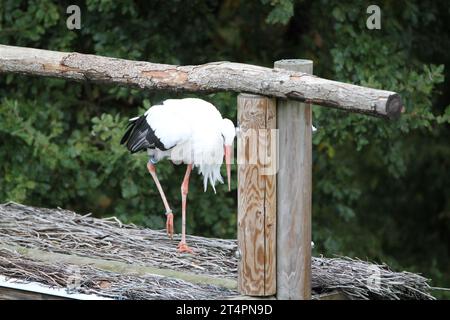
top-left (0, 202), bottom-right (434, 300)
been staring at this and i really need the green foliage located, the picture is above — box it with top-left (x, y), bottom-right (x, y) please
top-left (261, 0), bottom-right (295, 24)
top-left (0, 0), bottom-right (449, 297)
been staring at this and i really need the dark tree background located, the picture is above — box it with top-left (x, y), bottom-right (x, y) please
top-left (0, 0), bottom-right (448, 298)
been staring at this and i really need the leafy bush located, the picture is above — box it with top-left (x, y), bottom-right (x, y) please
top-left (0, 0), bottom-right (449, 297)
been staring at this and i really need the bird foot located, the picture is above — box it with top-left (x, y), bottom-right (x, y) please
top-left (177, 241), bottom-right (193, 254)
top-left (166, 212), bottom-right (174, 239)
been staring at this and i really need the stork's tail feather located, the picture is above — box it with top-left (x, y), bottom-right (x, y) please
top-left (199, 164), bottom-right (224, 193)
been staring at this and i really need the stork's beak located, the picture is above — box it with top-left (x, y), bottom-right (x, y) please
top-left (224, 145), bottom-right (232, 191)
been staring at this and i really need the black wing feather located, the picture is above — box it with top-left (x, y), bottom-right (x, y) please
top-left (120, 119), bottom-right (137, 145)
top-left (120, 115), bottom-right (168, 153)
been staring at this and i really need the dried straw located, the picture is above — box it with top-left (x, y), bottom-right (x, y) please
top-left (0, 202), bottom-right (237, 278)
top-left (0, 248), bottom-right (235, 300)
top-left (311, 256), bottom-right (434, 300)
top-left (0, 202), bottom-right (434, 300)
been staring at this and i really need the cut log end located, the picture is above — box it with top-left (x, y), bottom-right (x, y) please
top-left (274, 59), bottom-right (313, 74)
top-left (386, 94), bottom-right (403, 120)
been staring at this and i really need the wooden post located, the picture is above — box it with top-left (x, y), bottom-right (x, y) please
top-left (237, 94), bottom-right (277, 296)
top-left (275, 59), bottom-right (313, 300)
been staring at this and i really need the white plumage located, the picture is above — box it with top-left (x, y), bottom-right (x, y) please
top-left (143, 98), bottom-right (231, 192)
top-left (121, 98), bottom-right (235, 253)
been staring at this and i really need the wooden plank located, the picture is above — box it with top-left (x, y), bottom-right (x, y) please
top-left (228, 291), bottom-right (348, 300)
top-left (313, 291), bottom-right (349, 300)
top-left (226, 294), bottom-right (276, 300)
top-left (275, 59), bottom-right (313, 300)
top-left (237, 94), bottom-right (276, 296)
top-left (264, 100), bottom-right (277, 295)
top-left (0, 286), bottom-right (67, 300)
top-left (0, 44), bottom-right (403, 118)
top-left (0, 275), bottom-right (109, 300)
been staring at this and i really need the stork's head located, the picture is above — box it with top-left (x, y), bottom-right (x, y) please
top-left (221, 118), bottom-right (236, 191)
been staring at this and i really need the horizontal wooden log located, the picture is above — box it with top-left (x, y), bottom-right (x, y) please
top-left (0, 45), bottom-right (402, 118)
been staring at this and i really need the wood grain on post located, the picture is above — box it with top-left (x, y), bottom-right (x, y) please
top-left (237, 94), bottom-right (277, 296)
top-left (275, 59), bottom-right (313, 300)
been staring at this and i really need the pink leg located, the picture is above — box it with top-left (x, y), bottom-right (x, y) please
top-left (147, 162), bottom-right (174, 239)
top-left (177, 164), bottom-right (193, 253)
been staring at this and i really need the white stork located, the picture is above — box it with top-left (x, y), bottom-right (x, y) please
top-left (120, 98), bottom-right (236, 253)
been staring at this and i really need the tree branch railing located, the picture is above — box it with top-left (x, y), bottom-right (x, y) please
top-left (0, 45), bottom-right (402, 119)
